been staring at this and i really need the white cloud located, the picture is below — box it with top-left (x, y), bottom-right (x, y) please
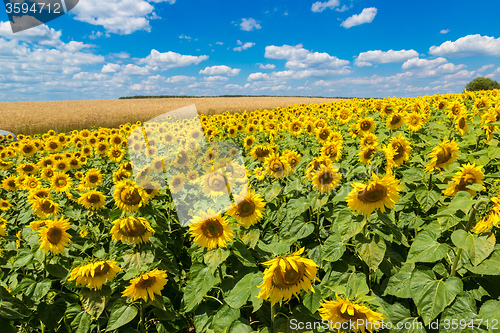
top-left (429, 34), bottom-right (500, 58)
top-left (240, 18), bottom-right (261, 31)
top-left (0, 21), bottom-right (61, 44)
top-left (311, 0), bottom-right (339, 13)
top-left (204, 76), bottom-right (229, 82)
top-left (355, 49), bottom-right (419, 67)
top-left (486, 67), bottom-right (500, 79)
top-left (258, 63), bottom-right (276, 69)
top-left (234, 40), bottom-right (255, 51)
top-left (478, 64), bottom-right (494, 73)
top-left (165, 75), bottom-right (196, 83)
top-left (340, 7), bottom-right (377, 29)
top-left (199, 65), bottom-right (240, 76)
top-left (138, 49), bottom-right (208, 69)
top-left (71, 0), bottom-right (174, 35)
top-left (102, 63), bottom-right (121, 73)
top-left (264, 44), bottom-right (350, 70)
top-left (440, 29), bottom-right (449, 34)
top-left (402, 57), bottom-right (466, 77)
top-left (179, 34), bottom-right (192, 40)
top-left (336, 5), bottom-right (349, 12)
top-left (216, 41), bottom-right (223, 45)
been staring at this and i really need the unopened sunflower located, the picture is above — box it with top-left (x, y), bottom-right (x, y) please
top-left (318, 293), bottom-right (385, 333)
top-left (122, 268), bottom-right (168, 302)
top-left (443, 163), bottom-right (484, 197)
top-left (111, 216), bottom-right (155, 244)
top-left (38, 217), bottom-right (72, 255)
top-left (189, 209), bottom-right (234, 250)
top-left (227, 189), bottom-right (266, 227)
top-left (68, 260), bottom-right (122, 290)
top-left (346, 172), bottom-right (403, 216)
top-left (257, 247), bottom-right (318, 306)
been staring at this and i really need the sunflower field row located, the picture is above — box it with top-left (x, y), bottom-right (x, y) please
top-left (1, 90), bottom-right (500, 333)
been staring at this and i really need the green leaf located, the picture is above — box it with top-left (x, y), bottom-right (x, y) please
top-left (231, 239), bottom-right (257, 267)
top-left (33, 278), bottom-right (52, 302)
top-left (384, 263), bottom-right (415, 298)
top-left (409, 269), bottom-right (463, 325)
top-left (415, 186), bottom-right (440, 211)
top-left (386, 302), bottom-right (426, 333)
top-left (281, 219), bottom-right (315, 242)
top-left (302, 285), bottom-right (321, 314)
top-left (451, 230), bottom-right (495, 266)
top-left (0, 319), bottom-right (15, 333)
top-left (265, 182), bottom-right (282, 202)
top-left (0, 287), bottom-right (31, 319)
top-left (287, 197), bottom-right (310, 219)
top-left (70, 312), bottom-right (92, 333)
top-left (227, 319), bottom-right (253, 333)
top-left (346, 272), bottom-right (370, 299)
top-left (204, 248), bottom-right (230, 274)
top-left (37, 298), bottom-right (67, 331)
top-left (46, 263), bottom-right (69, 278)
top-left (224, 272), bottom-right (262, 309)
top-left (356, 234), bottom-right (386, 271)
top-left (406, 229), bottom-right (449, 263)
top-left (210, 305), bottom-right (240, 332)
top-left (106, 299), bottom-right (138, 331)
top-left (440, 292), bottom-right (479, 333)
top-left (182, 263), bottom-right (221, 313)
top-left (336, 208), bottom-right (365, 242)
top-left (12, 251), bottom-right (34, 269)
top-left (80, 288), bottom-right (111, 319)
top-left (478, 300), bottom-right (500, 333)
top-left (321, 232), bottom-right (345, 262)
top-left (465, 248), bottom-right (500, 275)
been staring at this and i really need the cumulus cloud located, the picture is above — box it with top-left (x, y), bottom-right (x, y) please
top-left (199, 65), bottom-right (240, 76)
top-left (240, 18), bottom-right (261, 31)
top-left (71, 0), bottom-right (175, 35)
top-left (264, 44), bottom-right (350, 70)
top-left (102, 63), bottom-right (121, 73)
top-left (234, 40), bottom-right (255, 51)
top-left (354, 49), bottom-right (419, 67)
top-left (429, 34), bottom-right (500, 57)
top-left (340, 7), bottom-right (377, 29)
top-left (402, 57), bottom-right (466, 77)
top-left (311, 0), bottom-right (339, 13)
top-left (138, 49), bottom-right (208, 69)
top-left (257, 63), bottom-right (276, 69)
top-left (0, 21), bottom-right (61, 44)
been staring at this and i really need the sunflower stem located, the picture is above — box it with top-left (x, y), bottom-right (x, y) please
top-left (139, 300), bottom-right (145, 331)
top-left (427, 173), bottom-right (433, 191)
top-left (271, 303), bottom-right (277, 325)
top-left (450, 197), bottom-right (489, 277)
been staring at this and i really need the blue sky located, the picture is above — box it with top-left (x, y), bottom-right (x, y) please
top-left (1, 0), bottom-right (500, 101)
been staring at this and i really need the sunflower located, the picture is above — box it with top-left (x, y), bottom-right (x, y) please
top-left (455, 112), bottom-right (469, 136)
top-left (111, 216), bottom-right (155, 244)
top-left (346, 172), bottom-right (403, 216)
top-left (122, 269), bottom-right (168, 302)
top-left (186, 170), bottom-right (199, 184)
top-left (0, 218), bottom-right (7, 237)
top-left (306, 156), bottom-right (332, 180)
top-left (2, 175), bottom-right (17, 191)
top-left (359, 146), bottom-right (378, 164)
top-left (227, 189), bottom-right (266, 228)
top-left (357, 117), bottom-right (376, 134)
top-left (318, 294), bottom-right (385, 333)
top-left (251, 145), bottom-right (272, 162)
top-left (84, 168), bottom-right (103, 188)
top-left (68, 260), bottom-right (122, 290)
top-left (28, 188), bottom-right (51, 205)
top-left (311, 165), bottom-right (342, 193)
top-left (263, 154), bottom-right (291, 178)
top-left (257, 247), bottom-right (318, 306)
top-left (0, 159), bottom-right (13, 171)
top-left (19, 142), bottom-right (37, 157)
top-left (38, 217), bottom-right (72, 255)
top-left (406, 112), bottom-right (424, 131)
top-left (253, 167), bottom-right (265, 181)
top-left (113, 180), bottom-right (147, 212)
top-left (51, 172), bottom-right (73, 193)
top-left (17, 162), bottom-right (38, 175)
top-left (0, 199), bottom-right (11, 211)
top-left (425, 138), bottom-right (460, 172)
top-left (173, 149), bottom-right (191, 170)
top-left (202, 171), bottom-right (228, 198)
top-left (108, 146), bottom-right (125, 163)
top-left (289, 121), bottom-right (303, 136)
top-left (32, 198), bottom-right (61, 217)
top-left (388, 135), bottom-right (411, 166)
top-left (79, 190), bottom-right (107, 210)
top-left (386, 112), bottom-right (405, 130)
top-left (472, 212), bottom-right (500, 234)
top-left (283, 150), bottom-right (301, 169)
top-left (30, 220), bottom-right (48, 231)
top-left (443, 163), bottom-right (484, 197)
top-left (113, 169), bottom-right (131, 183)
top-left (359, 133), bottom-right (379, 149)
top-left (189, 209), bottom-right (234, 250)
top-left (316, 127), bottom-right (333, 144)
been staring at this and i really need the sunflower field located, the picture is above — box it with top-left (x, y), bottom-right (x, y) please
top-left (1, 90), bottom-right (500, 333)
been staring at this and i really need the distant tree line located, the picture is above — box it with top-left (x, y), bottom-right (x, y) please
top-left (118, 95), bottom-right (374, 100)
top-left (465, 77), bottom-right (500, 91)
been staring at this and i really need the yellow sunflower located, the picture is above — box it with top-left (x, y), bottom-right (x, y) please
top-left (443, 163), bottom-right (484, 197)
top-left (359, 133), bottom-right (379, 149)
top-left (318, 294), bottom-right (385, 333)
top-left (251, 144), bottom-right (273, 162)
top-left (84, 168), bottom-right (103, 188)
top-left (346, 172), bottom-right (403, 216)
top-left (110, 216), bottom-right (155, 244)
top-left (359, 146), bottom-right (378, 165)
top-left (113, 180), bottom-right (147, 212)
top-left (311, 165), bottom-right (342, 193)
top-left (0, 199), bottom-right (11, 211)
top-left (122, 269), bottom-right (168, 302)
top-left (51, 172), bottom-right (73, 193)
top-left (257, 247), bottom-right (318, 306)
top-left (202, 171), bottom-right (228, 198)
top-left (388, 135), bottom-right (411, 166)
top-left (2, 175), bottom-right (18, 191)
top-left (227, 189), bottom-right (266, 228)
top-left (0, 217), bottom-right (7, 237)
top-left (386, 112), bottom-right (405, 130)
top-left (357, 117), bottom-right (376, 134)
top-left (244, 135), bottom-right (256, 150)
top-left (455, 112), bottom-right (469, 136)
top-left (68, 260), bottom-right (122, 290)
top-left (425, 138), bottom-right (460, 172)
top-left (78, 190), bottom-right (107, 210)
top-left (189, 209), bottom-right (234, 250)
top-left (38, 217), bottom-right (72, 255)
top-left (253, 167), bottom-right (265, 181)
top-left (263, 154), bottom-right (291, 178)
top-left (32, 197), bottom-right (61, 217)
top-left (406, 112), bottom-right (424, 131)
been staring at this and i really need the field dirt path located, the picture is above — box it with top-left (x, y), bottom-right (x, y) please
top-left (0, 96), bottom-right (342, 135)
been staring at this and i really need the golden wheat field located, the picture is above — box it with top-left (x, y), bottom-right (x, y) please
top-left (0, 97), bottom-right (342, 135)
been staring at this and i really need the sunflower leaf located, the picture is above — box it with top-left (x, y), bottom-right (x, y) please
top-left (451, 230), bottom-right (495, 266)
top-left (406, 229), bottom-right (449, 263)
top-left (106, 299), bottom-right (138, 331)
top-left (182, 263), bottom-right (221, 313)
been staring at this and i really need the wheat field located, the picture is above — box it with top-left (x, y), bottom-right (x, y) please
top-left (0, 96), bottom-right (342, 135)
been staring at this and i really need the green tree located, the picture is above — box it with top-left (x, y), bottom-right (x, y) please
top-left (465, 76), bottom-right (500, 91)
